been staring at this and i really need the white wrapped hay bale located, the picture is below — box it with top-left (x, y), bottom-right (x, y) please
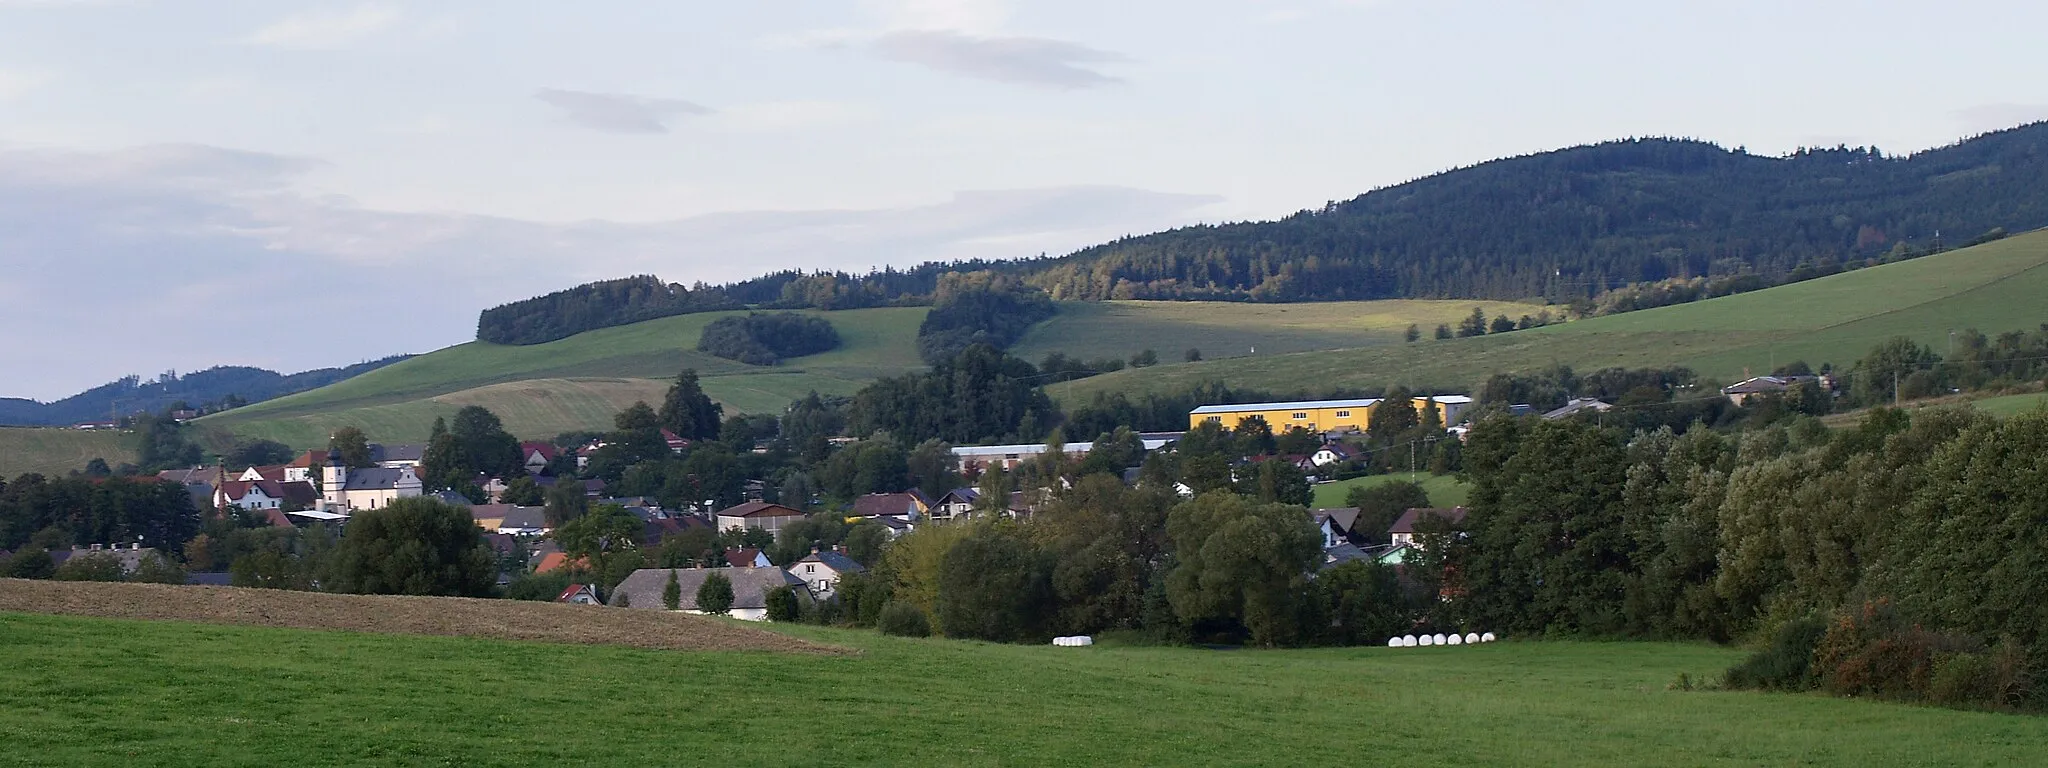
top-left (1464, 633), bottom-right (1480, 644)
top-left (1481, 632), bottom-right (1497, 642)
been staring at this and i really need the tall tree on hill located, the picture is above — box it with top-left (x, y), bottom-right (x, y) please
top-left (329, 427), bottom-right (374, 469)
top-left (659, 369), bottom-right (723, 441)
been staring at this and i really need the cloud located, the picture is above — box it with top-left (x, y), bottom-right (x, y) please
top-left (1955, 103), bottom-right (2048, 134)
top-left (863, 0), bottom-right (1011, 33)
top-left (534, 88), bottom-right (713, 134)
top-left (245, 4), bottom-right (401, 50)
top-left (872, 30), bottom-right (1127, 89)
top-left (0, 142), bottom-right (1222, 400)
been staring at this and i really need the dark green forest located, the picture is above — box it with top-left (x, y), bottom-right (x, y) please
top-left (696, 313), bottom-right (841, 365)
top-left (471, 123), bottom-right (2048, 345)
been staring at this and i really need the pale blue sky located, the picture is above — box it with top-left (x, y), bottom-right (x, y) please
top-left (3, 0), bottom-right (2045, 399)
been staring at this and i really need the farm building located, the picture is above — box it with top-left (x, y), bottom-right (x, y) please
top-left (1187, 396), bottom-right (1472, 433)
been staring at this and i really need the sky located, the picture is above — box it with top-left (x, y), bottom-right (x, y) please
top-left (2, 0), bottom-right (2046, 401)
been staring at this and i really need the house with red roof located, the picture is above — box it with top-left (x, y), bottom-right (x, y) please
top-left (557, 584), bottom-right (601, 605)
top-left (713, 501), bottom-right (804, 533)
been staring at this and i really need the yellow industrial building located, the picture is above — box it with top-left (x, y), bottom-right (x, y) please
top-left (1188, 396), bottom-right (1472, 433)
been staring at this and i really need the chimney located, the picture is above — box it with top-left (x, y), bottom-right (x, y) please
top-left (91, 543), bottom-right (102, 551)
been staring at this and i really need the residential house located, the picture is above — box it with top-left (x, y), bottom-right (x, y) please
top-left (608, 567), bottom-right (809, 620)
top-left (495, 506), bottom-right (550, 536)
top-left (215, 478), bottom-right (317, 515)
top-left (50, 543), bottom-right (160, 575)
top-left (849, 492), bottom-right (928, 522)
top-left (1311, 507), bottom-right (1362, 549)
top-left (235, 464), bottom-right (287, 482)
top-left (724, 547), bottom-right (773, 568)
top-left (368, 443), bottom-right (426, 468)
top-left (640, 515), bottom-right (712, 550)
top-left (714, 501), bottom-right (804, 533)
top-left (1321, 542), bottom-right (1372, 571)
top-left (557, 584), bottom-right (601, 605)
top-left (1388, 507), bottom-right (1468, 549)
top-left (792, 549), bottom-right (866, 598)
top-left (1310, 442), bottom-right (1355, 468)
top-left (1543, 398), bottom-right (1614, 420)
top-left (533, 551), bottom-right (587, 574)
top-left (930, 488), bottom-right (980, 521)
top-left (520, 442), bottom-right (558, 474)
top-left (660, 429), bottom-right (691, 454)
top-left (284, 451), bottom-right (324, 483)
top-left (1722, 375), bottom-right (1826, 406)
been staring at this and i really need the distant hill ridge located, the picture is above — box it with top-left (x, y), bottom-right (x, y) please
top-left (0, 357), bottom-right (414, 427)
top-left (475, 123), bottom-right (2048, 343)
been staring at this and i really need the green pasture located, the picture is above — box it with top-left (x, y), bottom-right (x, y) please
top-left (2, 611), bottom-right (2043, 766)
top-left (1051, 230), bottom-right (2048, 402)
top-left (1011, 298), bottom-right (1550, 364)
top-left (1312, 472), bottom-right (1473, 508)
top-left (0, 427), bottom-right (136, 479)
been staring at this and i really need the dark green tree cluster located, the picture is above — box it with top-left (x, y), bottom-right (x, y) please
top-left (476, 275), bottom-right (742, 345)
top-left (1419, 407), bottom-right (2048, 711)
top-left (420, 406), bottom-right (525, 492)
top-left (696, 312), bottom-right (841, 365)
top-left (325, 497), bottom-right (497, 597)
top-left (914, 272), bottom-right (1056, 364)
top-left (0, 474), bottom-right (201, 553)
top-left (849, 344), bottom-right (1056, 445)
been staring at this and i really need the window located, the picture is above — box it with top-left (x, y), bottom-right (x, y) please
top-left (1292, 412), bottom-right (1308, 419)
top-left (1206, 416), bottom-right (1222, 423)
top-left (803, 564), bottom-right (814, 573)
top-left (1335, 410), bottom-right (1350, 417)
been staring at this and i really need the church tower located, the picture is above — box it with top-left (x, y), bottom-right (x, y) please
top-left (323, 449), bottom-right (347, 509)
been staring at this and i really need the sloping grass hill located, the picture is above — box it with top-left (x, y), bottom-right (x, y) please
top-left (1051, 230), bottom-right (2048, 402)
top-left (4, 606), bottom-right (2044, 766)
top-left (1010, 299), bottom-right (1546, 364)
top-left (201, 299), bottom-right (1547, 448)
top-left (0, 428), bottom-right (136, 479)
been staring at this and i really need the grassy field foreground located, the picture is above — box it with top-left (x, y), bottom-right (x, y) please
top-left (2, 611), bottom-right (2043, 766)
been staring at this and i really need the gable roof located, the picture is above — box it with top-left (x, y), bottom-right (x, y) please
top-left (557, 583), bottom-right (595, 602)
top-left (340, 467), bottom-right (418, 491)
top-left (497, 506), bottom-right (549, 530)
top-left (534, 551), bottom-right (588, 574)
top-left (1388, 506), bottom-right (1469, 535)
top-left (368, 443), bottom-right (426, 464)
top-left (1542, 398), bottom-right (1613, 420)
top-left (1722, 375), bottom-right (1820, 395)
top-left (716, 501), bottom-right (802, 519)
top-left (724, 547), bottom-right (768, 567)
top-left (850, 493), bottom-right (922, 518)
top-left (1312, 507), bottom-right (1360, 533)
top-left (521, 441), bottom-right (559, 461)
top-left (608, 567), bottom-right (804, 611)
top-left (935, 487), bottom-right (980, 506)
top-left (796, 550), bottom-right (866, 574)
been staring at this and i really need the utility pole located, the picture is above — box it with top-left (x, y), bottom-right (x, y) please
top-left (1894, 369), bottom-right (1901, 408)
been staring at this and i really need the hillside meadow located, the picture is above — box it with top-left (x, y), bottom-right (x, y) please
top-left (1010, 298), bottom-right (1549, 364)
top-left (1312, 472), bottom-right (1472, 509)
top-left (198, 299), bottom-right (1555, 448)
top-left (0, 427), bottom-right (135, 479)
top-left (1051, 230), bottom-right (2048, 402)
top-left (1, 609), bottom-right (2042, 766)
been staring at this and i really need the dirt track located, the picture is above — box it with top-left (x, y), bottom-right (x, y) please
top-left (0, 579), bottom-right (846, 655)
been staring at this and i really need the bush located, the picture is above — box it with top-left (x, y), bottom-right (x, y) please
top-left (129, 553), bottom-right (188, 585)
top-left (2, 549), bottom-right (55, 579)
top-left (1723, 614), bottom-right (1826, 691)
top-left (697, 571), bottom-right (735, 614)
top-left (877, 601), bottom-right (931, 637)
top-left (505, 570), bottom-right (573, 601)
top-left (765, 585), bottom-right (801, 622)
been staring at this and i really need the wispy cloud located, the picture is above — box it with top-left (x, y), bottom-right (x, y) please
top-left (872, 30), bottom-right (1126, 89)
top-left (245, 4), bottom-right (401, 50)
top-left (534, 88), bottom-right (713, 134)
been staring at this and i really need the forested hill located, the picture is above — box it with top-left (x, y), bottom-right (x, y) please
top-left (1031, 123), bottom-right (2048, 301)
top-left (0, 356), bottom-right (413, 427)
top-left (476, 123), bottom-right (2048, 344)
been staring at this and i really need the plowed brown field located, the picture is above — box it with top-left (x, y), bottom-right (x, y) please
top-left (0, 578), bottom-right (845, 654)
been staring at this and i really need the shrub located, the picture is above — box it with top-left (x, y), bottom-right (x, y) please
top-left (505, 570), bottom-right (573, 601)
top-left (2, 549), bottom-right (55, 579)
top-left (129, 553), bottom-right (188, 585)
top-left (877, 601), bottom-right (931, 637)
top-left (697, 572), bottom-right (735, 614)
top-left (765, 585), bottom-right (801, 622)
top-left (1723, 614), bottom-right (1826, 691)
